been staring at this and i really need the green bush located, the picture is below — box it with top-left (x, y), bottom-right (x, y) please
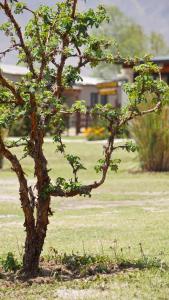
top-left (44, 247), bottom-right (167, 279)
top-left (0, 252), bottom-right (21, 273)
top-left (130, 106), bottom-right (169, 171)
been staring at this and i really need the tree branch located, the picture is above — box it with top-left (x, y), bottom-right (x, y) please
top-left (0, 43), bottom-right (20, 58)
top-left (0, 134), bottom-right (35, 229)
top-left (120, 101), bottom-right (162, 126)
top-left (50, 123), bottom-right (116, 198)
top-left (71, 0), bottom-right (78, 19)
top-left (0, 71), bottom-right (24, 105)
top-left (0, 1), bottom-right (37, 77)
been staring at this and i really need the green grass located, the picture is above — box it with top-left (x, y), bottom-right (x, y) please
top-left (1, 141), bottom-right (169, 299)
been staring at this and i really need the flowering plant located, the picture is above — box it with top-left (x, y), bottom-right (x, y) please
top-left (83, 127), bottom-right (109, 141)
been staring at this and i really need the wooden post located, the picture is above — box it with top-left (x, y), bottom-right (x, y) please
top-left (76, 111), bottom-right (81, 135)
top-left (85, 109), bottom-right (90, 129)
top-left (0, 129), bottom-right (5, 169)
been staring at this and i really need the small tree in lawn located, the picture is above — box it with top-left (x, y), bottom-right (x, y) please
top-left (0, 0), bottom-right (168, 276)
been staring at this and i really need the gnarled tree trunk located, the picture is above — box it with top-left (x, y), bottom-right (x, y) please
top-left (23, 231), bottom-right (41, 275)
top-left (23, 194), bottom-right (51, 276)
top-left (23, 227), bottom-right (47, 275)
top-left (20, 94), bottom-right (52, 276)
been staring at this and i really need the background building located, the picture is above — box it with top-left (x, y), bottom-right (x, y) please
top-left (0, 63), bottom-right (129, 133)
top-left (0, 63), bottom-right (28, 82)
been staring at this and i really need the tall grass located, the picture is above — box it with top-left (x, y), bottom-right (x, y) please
top-left (130, 106), bottom-right (169, 171)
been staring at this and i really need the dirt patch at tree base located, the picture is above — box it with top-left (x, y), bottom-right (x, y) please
top-left (0, 259), bottom-right (140, 286)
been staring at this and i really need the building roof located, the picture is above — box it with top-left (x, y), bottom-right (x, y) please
top-left (118, 56), bottom-right (169, 68)
top-left (77, 76), bottom-right (104, 86)
top-left (0, 63), bottom-right (28, 75)
top-left (152, 56), bottom-right (169, 64)
top-left (0, 65), bottom-right (104, 86)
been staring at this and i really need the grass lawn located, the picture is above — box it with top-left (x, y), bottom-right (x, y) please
top-left (1, 140), bottom-right (169, 299)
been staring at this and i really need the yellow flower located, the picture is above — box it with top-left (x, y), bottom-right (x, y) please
top-left (83, 127), bottom-right (92, 136)
top-left (99, 127), bottom-right (105, 133)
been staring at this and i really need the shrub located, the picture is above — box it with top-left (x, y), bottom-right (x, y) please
top-left (44, 247), bottom-right (167, 279)
top-left (130, 106), bottom-right (169, 171)
top-left (0, 252), bottom-right (21, 273)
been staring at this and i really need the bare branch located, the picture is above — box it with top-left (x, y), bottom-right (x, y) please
top-left (71, 0), bottom-right (78, 19)
top-left (51, 59), bottom-right (59, 69)
top-left (0, 134), bottom-right (35, 230)
top-left (5, 139), bottom-right (28, 149)
top-left (0, 1), bottom-right (37, 77)
top-left (54, 0), bottom-right (79, 97)
top-left (0, 43), bottom-right (20, 57)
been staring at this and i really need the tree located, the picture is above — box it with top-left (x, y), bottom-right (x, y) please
top-left (0, 0), bottom-right (168, 276)
top-left (93, 5), bottom-right (169, 80)
top-left (93, 5), bottom-right (148, 79)
top-left (150, 32), bottom-right (169, 56)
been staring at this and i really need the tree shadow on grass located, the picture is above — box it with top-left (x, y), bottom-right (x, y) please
top-left (0, 251), bottom-right (167, 285)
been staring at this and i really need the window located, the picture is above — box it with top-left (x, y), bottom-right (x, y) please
top-left (90, 93), bottom-right (98, 107)
top-left (101, 95), bottom-right (108, 105)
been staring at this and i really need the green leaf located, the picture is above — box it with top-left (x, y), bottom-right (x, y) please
top-left (14, 2), bottom-right (26, 14)
top-left (109, 159), bottom-right (121, 172)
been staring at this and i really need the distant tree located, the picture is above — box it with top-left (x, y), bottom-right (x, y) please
top-left (93, 5), bottom-right (148, 79)
top-left (149, 32), bottom-right (169, 56)
top-left (0, 0), bottom-right (168, 277)
top-left (93, 5), bottom-right (168, 80)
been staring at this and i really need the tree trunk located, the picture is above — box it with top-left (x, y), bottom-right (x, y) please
top-left (0, 129), bottom-right (6, 169)
top-left (23, 232), bottom-right (42, 275)
top-left (23, 196), bottom-right (50, 276)
top-left (0, 154), bottom-right (3, 169)
top-left (23, 226), bottom-right (47, 276)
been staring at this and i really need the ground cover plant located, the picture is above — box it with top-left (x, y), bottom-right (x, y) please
top-left (0, 0), bottom-right (169, 277)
